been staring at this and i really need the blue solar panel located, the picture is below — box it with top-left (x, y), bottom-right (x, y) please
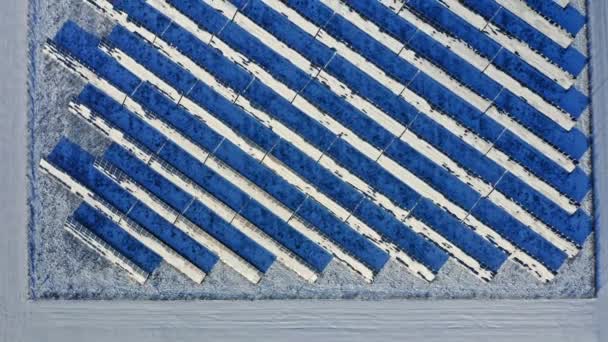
top-left (104, 144), bottom-right (277, 273)
top-left (471, 199), bottom-right (567, 272)
top-left (158, 141), bottom-right (333, 273)
top-left (126, 202), bottom-right (219, 273)
top-left (524, 0), bottom-right (586, 36)
top-left (53, 22), bottom-right (140, 94)
top-left (74, 203), bottom-right (162, 274)
top-left (492, 92), bottom-right (589, 160)
top-left (48, 139), bottom-right (220, 274)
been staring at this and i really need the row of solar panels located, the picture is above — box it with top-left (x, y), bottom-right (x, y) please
top-left (39, 0), bottom-right (591, 284)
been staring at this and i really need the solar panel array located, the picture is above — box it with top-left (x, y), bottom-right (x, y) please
top-left (39, 0), bottom-right (592, 286)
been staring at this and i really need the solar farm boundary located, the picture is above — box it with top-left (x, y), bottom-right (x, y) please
top-left (2, 0), bottom-right (608, 341)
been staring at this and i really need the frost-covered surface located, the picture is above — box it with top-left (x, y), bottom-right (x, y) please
top-left (27, 0), bottom-right (595, 300)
